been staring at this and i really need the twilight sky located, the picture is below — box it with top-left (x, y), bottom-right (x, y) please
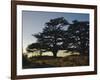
top-left (22, 10), bottom-right (89, 53)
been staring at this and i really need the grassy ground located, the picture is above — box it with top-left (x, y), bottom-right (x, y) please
top-left (22, 55), bottom-right (89, 69)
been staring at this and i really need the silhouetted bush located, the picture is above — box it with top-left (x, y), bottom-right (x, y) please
top-left (22, 54), bottom-right (31, 68)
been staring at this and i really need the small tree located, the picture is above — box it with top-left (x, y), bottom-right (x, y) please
top-left (22, 54), bottom-right (31, 68)
top-left (26, 43), bottom-right (45, 56)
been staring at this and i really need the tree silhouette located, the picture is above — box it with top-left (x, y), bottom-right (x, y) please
top-left (27, 17), bottom-right (89, 57)
top-left (26, 43), bottom-right (47, 56)
top-left (63, 20), bottom-right (89, 55)
top-left (22, 54), bottom-right (31, 67)
top-left (33, 17), bottom-right (69, 57)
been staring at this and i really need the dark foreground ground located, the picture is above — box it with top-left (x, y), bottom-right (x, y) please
top-left (22, 55), bottom-right (89, 69)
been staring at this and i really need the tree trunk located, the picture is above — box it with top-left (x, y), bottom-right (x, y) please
top-left (39, 50), bottom-right (42, 56)
top-left (52, 50), bottom-right (58, 58)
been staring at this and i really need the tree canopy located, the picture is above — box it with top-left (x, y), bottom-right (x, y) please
top-left (63, 20), bottom-right (89, 55)
top-left (26, 17), bottom-right (89, 57)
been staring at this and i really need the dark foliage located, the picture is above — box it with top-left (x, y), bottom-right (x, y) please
top-left (33, 17), bottom-right (69, 57)
top-left (26, 43), bottom-right (48, 56)
top-left (26, 17), bottom-right (89, 57)
top-left (63, 20), bottom-right (89, 55)
top-left (22, 54), bottom-right (31, 67)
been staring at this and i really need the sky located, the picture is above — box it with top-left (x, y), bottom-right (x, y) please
top-left (22, 10), bottom-right (89, 54)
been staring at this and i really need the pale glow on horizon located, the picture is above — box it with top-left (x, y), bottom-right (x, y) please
top-left (23, 50), bottom-right (80, 58)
